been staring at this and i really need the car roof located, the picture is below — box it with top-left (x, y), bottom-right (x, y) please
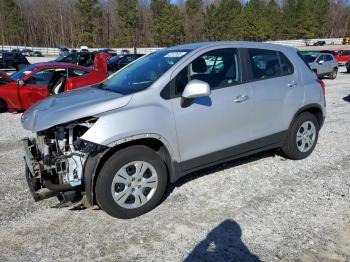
top-left (33, 62), bottom-right (93, 71)
top-left (165, 41), bottom-right (298, 52)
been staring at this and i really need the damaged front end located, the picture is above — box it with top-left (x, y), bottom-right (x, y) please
top-left (22, 117), bottom-right (106, 205)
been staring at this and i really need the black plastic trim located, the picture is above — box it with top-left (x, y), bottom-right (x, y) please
top-left (170, 131), bottom-right (287, 182)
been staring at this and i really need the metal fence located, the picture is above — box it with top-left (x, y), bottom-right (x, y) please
top-left (0, 45), bottom-right (163, 56)
top-left (0, 38), bottom-right (344, 56)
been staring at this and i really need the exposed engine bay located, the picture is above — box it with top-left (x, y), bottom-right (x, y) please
top-left (23, 117), bottom-right (103, 203)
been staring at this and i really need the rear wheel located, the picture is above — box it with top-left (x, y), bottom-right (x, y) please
top-left (281, 112), bottom-right (319, 160)
top-left (96, 145), bottom-right (168, 219)
top-left (329, 68), bottom-right (338, 79)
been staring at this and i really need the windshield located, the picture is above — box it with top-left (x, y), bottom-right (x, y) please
top-left (10, 65), bottom-right (37, 81)
top-left (101, 49), bottom-right (189, 95)
top-left (56, 53), bottom-right (75, 62)
top-left (302, 54), bottom-right (317, 63)
top-left (108, 55), bottom-right (122, 64)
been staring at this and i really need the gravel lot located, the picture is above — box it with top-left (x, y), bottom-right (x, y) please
top-left (0, 68), bottom-right (349, 262)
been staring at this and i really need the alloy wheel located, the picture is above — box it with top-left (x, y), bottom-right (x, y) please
top-left (111, 161), bottom-right (158, 209)
top-left (296, 121), bottom-right (316, 153)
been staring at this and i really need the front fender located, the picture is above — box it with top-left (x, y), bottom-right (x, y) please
top-left (81, 103), bottom-right (180, 162)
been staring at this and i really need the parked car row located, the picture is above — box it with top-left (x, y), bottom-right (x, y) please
top-left (19, 41), bottom-right (327, 219)
top-left (0, 50), bottom-right (30, 71)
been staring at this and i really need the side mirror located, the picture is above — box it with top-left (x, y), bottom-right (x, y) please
top-left (17, 80), bottom-right (24, 87)
top-left (318, 60), bottom-right (324, 64)
top-left (181, 79), bottom-right (211, 108)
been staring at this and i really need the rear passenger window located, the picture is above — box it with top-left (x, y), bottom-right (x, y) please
top-left (325, 55), bottom-right (333, 61)
top-left (174, 48), bottom-right (241, 96)
top-left (248, 49), bottom-right (294, 80)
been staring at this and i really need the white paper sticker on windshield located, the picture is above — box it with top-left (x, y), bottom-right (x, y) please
top-left (164, 52), bottom-right (187, 58)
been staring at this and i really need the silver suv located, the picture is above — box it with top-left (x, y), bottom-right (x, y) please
top-left (22, 42), bottom-right (326, 218)
top-left (302, 52), bottom-right (338, 79)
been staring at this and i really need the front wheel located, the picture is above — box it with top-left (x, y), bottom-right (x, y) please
top-left (96, 145), bottom-right (168, 219)
top-left (281, 112), bottom-right (319, 160)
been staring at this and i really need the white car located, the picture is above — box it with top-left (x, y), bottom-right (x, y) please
top-left (302, 53), bottom-right (338, 79)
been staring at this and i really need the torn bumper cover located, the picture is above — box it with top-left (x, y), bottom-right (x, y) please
top-left (22, 118), bottom-right (106, 203)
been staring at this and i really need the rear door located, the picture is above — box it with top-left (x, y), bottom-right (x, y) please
top-left (19, 69), bottom-right (53, 109)
top-left (246, 48), bottom-right (303, 140)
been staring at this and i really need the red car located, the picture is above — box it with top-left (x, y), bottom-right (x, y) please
top-left (321, 50), bottom-right (350, 65)
top-left (336, 50), bottom-right (350, 64)
top-left (0, 63), bottom-right (106, 112)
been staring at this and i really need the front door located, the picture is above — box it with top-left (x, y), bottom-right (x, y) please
top-left (19, 69), bottom-right (53, 109)
top-left (170, 48), bottom-right (254, 171)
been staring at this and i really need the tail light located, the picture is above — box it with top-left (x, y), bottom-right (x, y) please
top-left (316, 79), bottom-right (326, 95)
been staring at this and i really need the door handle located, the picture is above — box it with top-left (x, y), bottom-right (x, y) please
top-left (287, 81), bottom-right (297, 87)
top-left (233, 95), bottom-right (249, 103)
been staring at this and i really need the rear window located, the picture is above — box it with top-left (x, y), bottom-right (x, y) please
top-left (297, 52), bottom-right (312, 70)
top-left (302, 54), bottom-right (317, 63)
top-left (248, 49), bottom-right (294, 80)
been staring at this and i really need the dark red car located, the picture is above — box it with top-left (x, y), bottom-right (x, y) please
top-left (0, 63), bottom-right (106, 112)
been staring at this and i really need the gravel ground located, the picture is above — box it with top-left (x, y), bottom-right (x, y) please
top-left (0, 68), bottom-right (349, 262)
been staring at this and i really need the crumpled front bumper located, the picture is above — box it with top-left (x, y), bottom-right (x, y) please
top-left (22, 137), bottom-right (59, 201)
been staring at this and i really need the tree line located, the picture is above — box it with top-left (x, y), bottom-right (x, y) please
top-left (0, 0), bottom-right (349, 48)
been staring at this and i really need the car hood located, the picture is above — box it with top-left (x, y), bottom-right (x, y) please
top-left (21, 86), bottom-right (132, 132)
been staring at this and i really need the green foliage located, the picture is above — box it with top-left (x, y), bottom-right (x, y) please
top-left (185, 0), bottom-right (204, 42)
top-left (74, 0), bottom-right (102, 47)
top-left (0, 0), bottom-right (335, 47)
top-left (0, 0), bottom-right (23, 44)
top-left (115, 0), bottom-right (142, 47)
top-left (204, 0), bottom-right (243, 41)
top-left (240, 0), bottom-right (270, 41)
top-left (151, 0), bottom-right (185, 46)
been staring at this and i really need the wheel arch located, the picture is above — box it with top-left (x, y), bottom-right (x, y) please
top-left (84, 137), bottom-right (176, 206)
top-left (290, 104), bottom-right (325, 130)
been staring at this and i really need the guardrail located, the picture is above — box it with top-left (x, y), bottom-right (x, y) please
top-left (0, 38), bottom-right (345, 56)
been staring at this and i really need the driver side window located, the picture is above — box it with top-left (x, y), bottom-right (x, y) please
top-left (26, 69), bottom-right (54, 85)
top-left (174, 48), bottom-right (240, 96)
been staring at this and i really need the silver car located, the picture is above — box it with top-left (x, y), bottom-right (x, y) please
top-left (302, 52), bottom-right (338, 79)
top-left (21, 42), bottom-right (326, 218)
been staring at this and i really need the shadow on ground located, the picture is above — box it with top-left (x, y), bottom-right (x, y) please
top-left (184, 219), bottom-right (260, 262)
top-left (164, 150), bottom-right (276, 199)
top-left (343, 95), bottom-right (350, 103)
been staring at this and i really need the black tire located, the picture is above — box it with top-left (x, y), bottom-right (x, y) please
top-left (281, 112), bottom-right (319, 160)
top-left (0, 99), bottom-right (7, 113)
top-left (329, 68), bottom-right (337, 80)
top-left (96, 145), bottom-right (168, 219)
top-left (347, 68), bottom-right (350, 73)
